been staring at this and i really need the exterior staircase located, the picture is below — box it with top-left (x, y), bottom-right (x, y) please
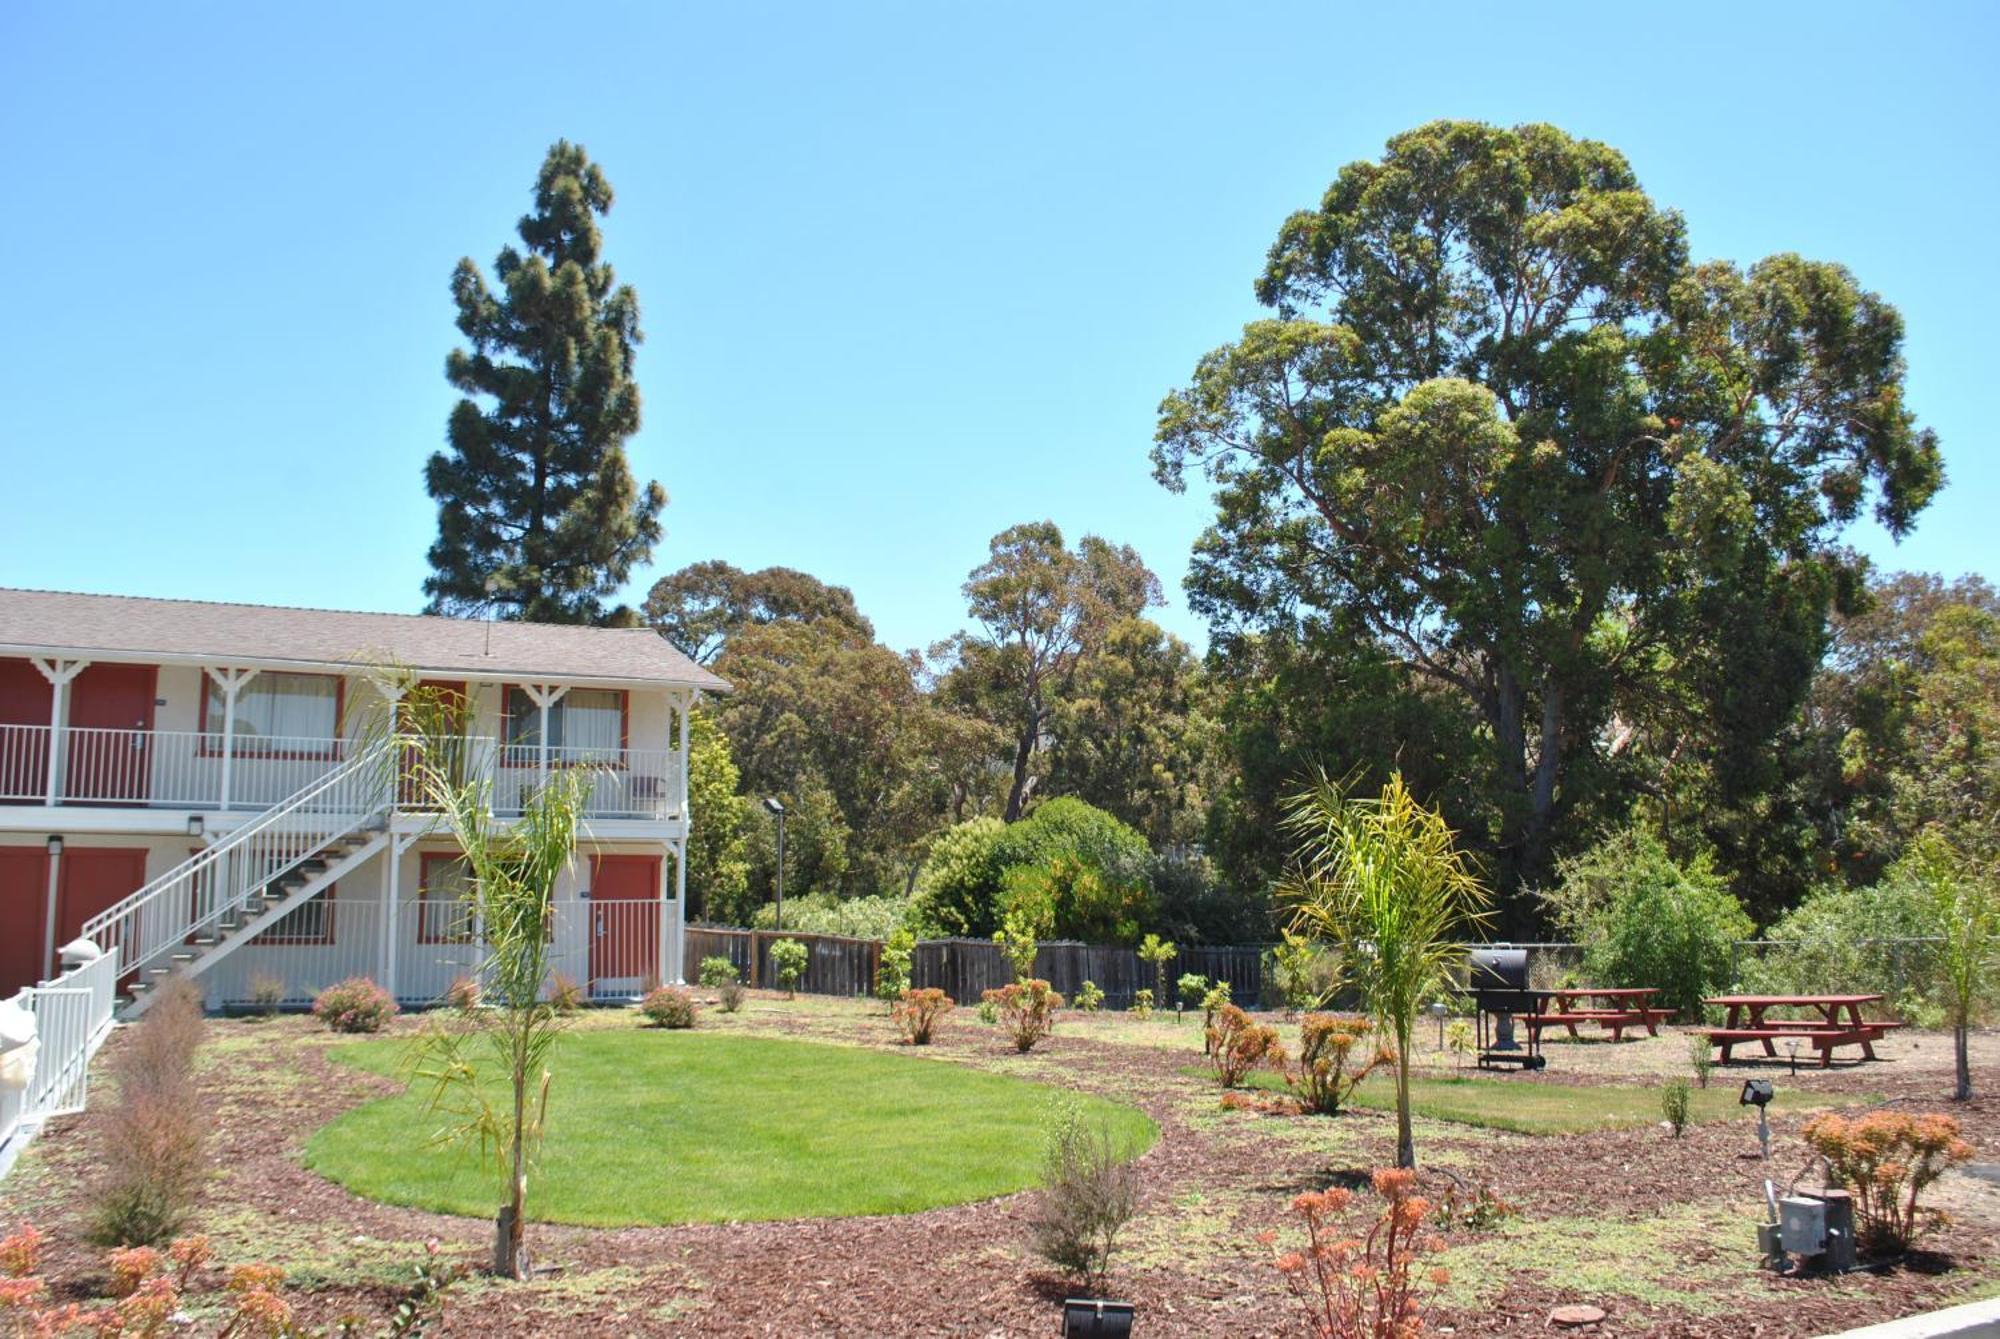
top-left (83, 739), bottom-right (397, 1017)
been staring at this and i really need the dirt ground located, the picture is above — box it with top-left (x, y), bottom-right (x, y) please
top-left (4, 996), bottom-right (1996, 1337)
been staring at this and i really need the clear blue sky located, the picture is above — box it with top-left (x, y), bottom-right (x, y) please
top-left (2, 3), bottom-right (1994, 654)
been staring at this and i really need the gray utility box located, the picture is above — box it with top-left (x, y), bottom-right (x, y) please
top-left (1779, 1191), bottom-right (1858, 1272)
top-left (1780, 1196), bottom-right (1826, 1253)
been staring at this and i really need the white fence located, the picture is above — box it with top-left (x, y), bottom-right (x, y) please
top-left (0, 948), bottom-right (118, 1150)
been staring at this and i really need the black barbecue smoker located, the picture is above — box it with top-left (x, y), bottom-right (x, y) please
top-left (1464, 948), bottom-right (1553, 1070)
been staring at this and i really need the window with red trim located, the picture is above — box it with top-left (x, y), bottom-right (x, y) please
top-left (201, 672), bottom-right (344, 756)
top-left (418, 852), bottom-right (475, 944)
top-left (502, 688), bottom-right (626, 762)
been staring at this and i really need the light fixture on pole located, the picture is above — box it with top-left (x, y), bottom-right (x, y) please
top-left (763, 798), bottom-right (786, 933)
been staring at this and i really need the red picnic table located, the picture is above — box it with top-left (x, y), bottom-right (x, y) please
top-left (1523, 987), bottom-right (1672, 1043)
top-left (1701, 994), bottom-right (1905, 1067)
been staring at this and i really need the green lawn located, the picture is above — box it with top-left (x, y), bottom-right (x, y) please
top-left (1222, 1069), bottom-right (1839, 1135)
top-left (306, 1030), bottom-right (1155, 1226)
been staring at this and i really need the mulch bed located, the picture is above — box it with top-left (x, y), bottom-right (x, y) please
top-left (4, 1000), bottom-right (1995, 1337)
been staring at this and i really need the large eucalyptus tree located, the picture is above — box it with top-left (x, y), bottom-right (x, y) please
top-left (1155, 120), bottom-right (1943, 908)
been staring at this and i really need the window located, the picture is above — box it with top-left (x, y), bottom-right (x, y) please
top-left (203, 672), bottom-right (342, 753)
top-left (185, 850), bottom-right (334, 946)
top-left (503, 688), bottom-right (625, 761)
top-left (418, 852), bottom-right (475, 944)
top-left (253, 882), bottom-right (336, 946)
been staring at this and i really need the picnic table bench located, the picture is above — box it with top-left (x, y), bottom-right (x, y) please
top-left (1701, 994), bottom-right (1905, 1067)
top-left (1522, 987), bottom-right (1671, 1042)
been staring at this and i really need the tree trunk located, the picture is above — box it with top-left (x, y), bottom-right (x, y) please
top-left (1955, 1021), bottom-right (1972, 1101)
top-left (1003, 717), bottom-right (1038, 822)
top-left (1394, 1038), bottom-right (1416, 1169)
top-left (494, 1064), bottom-right (530, 1279)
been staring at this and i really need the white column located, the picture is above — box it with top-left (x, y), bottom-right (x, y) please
top-left (383, 835), bottom-right (408, 1002)
top-left (662, 841), bottom-right (685, 986)
top-left (520, 684), bottom-right (567, 793)
top-left (677, 692), bottom-right (692, 820)
top-left (42, 843), bottom-right (62, 983)
top-left (31, 658), bottom-right (87, 807)
top-left (204, 667), bottom-right (258, 812)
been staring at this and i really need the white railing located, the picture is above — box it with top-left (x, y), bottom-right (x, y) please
top-left (1, 948), bottom-right (119, 1148)
top-left (201, 898), bottom-right (671, 1008)
top-left (0, 726), bottom-right (680, 822)
top-left (0, 724), bottom-right (50, 802)
top-left (82, 741), bottom-right (395, 988)
top-left (490, 743), bottom-right (681, 820)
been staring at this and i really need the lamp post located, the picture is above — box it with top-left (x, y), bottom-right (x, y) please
top-left (763, 797), bottom-right (786, 933)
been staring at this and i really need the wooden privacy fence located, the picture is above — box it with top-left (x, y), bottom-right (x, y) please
top-left (685, 927), bottom-right (883, 998)
top-left (688, 926), bottom-right (1270, 1008)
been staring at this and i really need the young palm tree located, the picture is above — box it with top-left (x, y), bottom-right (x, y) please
top-left (1280, 773), bottom-right (1493, 1169)
top-left (1908, 832), bottom-right (1998, 1102)
top-left (379, 676), bottom-right (592, 1279)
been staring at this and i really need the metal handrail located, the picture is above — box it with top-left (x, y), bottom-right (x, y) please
top-left (81, 739), bottom-right (395, 984)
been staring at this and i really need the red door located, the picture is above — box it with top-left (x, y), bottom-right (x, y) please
top-left (0, 847), bottom-right (51, 993)
top-left (0, 659), bottom-right (52, 804)
top-left (65, 664), bottom-right (158, 803)
top-left (56, 848), bottom-right (149, 977)
top-left (588, 855), bottom-right (660, 988)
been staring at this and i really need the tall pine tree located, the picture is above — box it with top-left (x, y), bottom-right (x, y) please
top-left (424, 141), bottom-right (666, 625)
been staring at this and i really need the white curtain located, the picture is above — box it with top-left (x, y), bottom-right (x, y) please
top-left (209, 673), bottom-right (339, 748)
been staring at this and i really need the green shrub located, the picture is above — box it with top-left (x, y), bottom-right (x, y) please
top-left (1687, 1033), bottom-right (1715, 1088)
top-left (639, 986), bottom-right (697, 1028)
top-left (876, 927), bottom-right (915, 1004)
top-left (1147, 847), bottom-right (1272, 945)
top-left (698, 956), bottom-right (745, 1012)
top-left (1443, 1018), bottom-right (1474, 1068)
top-left (912, 817), bottom-right (1007, 937)
top-left (1137, 933), bottom-right (1176, 1008)
top-left (1267, 931), bottom-right (1341, 1012)
top-left (312, 977), bottom-right (397, 1034)
top-left (769, 938), bottom-right (809, 997)
top-left (1547, 829), bottom-right (1753, 1017)
top-left (1739, 874), bottom-right (1943, 1023)
top-left (1074, 980), bottom-right (1105, 1012)
top-left (992, 899), bottom-right (1048, 982)
top-left (917, 800), bottom-right (1153, 943)
top-left (1176, 973), bottom-right (1209, 1017)
top-left (1660, 1078), bottom-right (1691, 1138)
top-left (1129, 988), bottom-right (1154, 1020)
top-left (751, 891), bottom-right (914, 941)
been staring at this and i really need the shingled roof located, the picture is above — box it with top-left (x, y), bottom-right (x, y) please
top-left (0, 588), bottom-right (729, 693)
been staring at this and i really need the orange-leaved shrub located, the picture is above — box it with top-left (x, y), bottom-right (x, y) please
top-left (0, 1224), bottom-right (461, 1337)
top-left (1205, 1004), bottom-right (1285, 1088)
top-left (311, 976), bottom-right (397, 1034)
top-left (89, 975), bottom-right (208, 1247)
top-left (1265, 1168), bottom-right (1448, 1339)
top-left (893, 988), bottom-right (955, 1045)
top-left (984, 980), bottom-right (1062, 1052)
top-left (1801, 1111), bottom-right (1975, 1252)
top-left (1289, 1014), bottom-right (1393, 1115)
top-left (639, 985), bottom-right (698, 1029)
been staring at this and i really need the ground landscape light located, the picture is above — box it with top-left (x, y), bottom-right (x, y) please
top-left (1062, 1299), bottom-right (1134, 1338)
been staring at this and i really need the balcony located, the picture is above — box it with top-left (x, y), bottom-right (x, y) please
top-left (0, 726), bottom-right (683, 822)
